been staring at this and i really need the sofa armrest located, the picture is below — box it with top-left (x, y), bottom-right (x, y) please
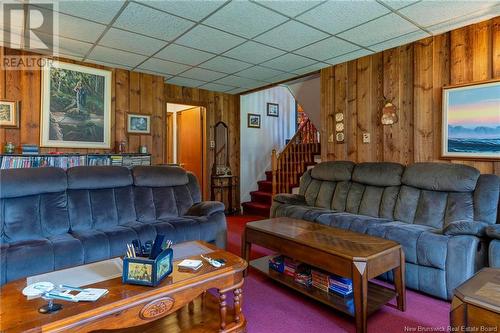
top-left (185, 201), bottom-right (225, 216)
top-left (485, 224), bottom-right (500, 240)
top-left (273, 193), bottom-right (306, 206)
top-left (443, 220), bottom-right (490, 237)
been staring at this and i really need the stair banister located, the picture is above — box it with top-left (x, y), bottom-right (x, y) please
top-left (271, 118), bottom-right (319, 198)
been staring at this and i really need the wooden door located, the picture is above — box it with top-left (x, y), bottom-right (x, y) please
top-left (177, 107), bottom-right (203, 191)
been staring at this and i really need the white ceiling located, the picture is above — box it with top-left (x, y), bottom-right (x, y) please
top-left (3, 0), bottom-right (500, 94)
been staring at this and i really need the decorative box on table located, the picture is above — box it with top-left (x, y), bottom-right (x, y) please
top-left (122, 248), bottom-right (173, 286)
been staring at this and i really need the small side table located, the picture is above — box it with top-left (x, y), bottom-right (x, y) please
top-left (211, 175), bottom-right (239, 215)
top-left (450, 267), bottom-right (500, 332)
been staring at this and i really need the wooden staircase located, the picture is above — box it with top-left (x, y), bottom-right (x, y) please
top-left (242, 119), bottom-right (320, 217)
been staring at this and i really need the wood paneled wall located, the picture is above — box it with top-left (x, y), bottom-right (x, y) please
top-left (0, 47), bottom-right (240, 202)
top-left (321, 17), bottom-right (500, 175)
top-left (165, 84), bottom-right (240, 204)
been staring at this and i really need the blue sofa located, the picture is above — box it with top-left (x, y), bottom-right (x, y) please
top-left (486, 225), bottom-right (500, 267)
top-left (271, 161), bottom-right (500, 300)
top-left (0, 166), bottom-right (226, 285)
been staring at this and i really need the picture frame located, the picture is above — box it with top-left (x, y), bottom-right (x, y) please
top-left (0, 100), bottom-right (19, 128)
top-left (247, 113), bottom-right (261, 128)
top-left (40, 60), bottom-right (112, 149)
top-left (127, 113), bottom-right (151, 134)
top-left (122, 248), bottom-right (173, 287)
top-left (267, 103), bottom-right (279, 117)
top-left (442, 79), bottom-right (500, 160)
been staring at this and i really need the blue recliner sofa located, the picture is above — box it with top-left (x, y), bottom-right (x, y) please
top-left (0, 165), bottom-right (226, 285)
top-left (486, 225), bottom-right (500, 267)
top-left (271, 161), bottom-right (500, 300)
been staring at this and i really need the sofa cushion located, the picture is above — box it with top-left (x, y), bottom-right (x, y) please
top-left (67, 166), bottom-right (132, 189)
top-left (70, 230), bottom-right (110, 263)
top-left (0, 167), bottom-right (66, 199)
top-left (186, 201), bottom-right (225, 216)
top-left (316, 213), bottom-right (389, 232)
top-left (486, 224), bottom-right (500, 239)
top-left (98, 226), bottom-right (139, 258)
top-left (272, 203), bottom-right (334, 222)
top-left (352, 162), bottom-right (404, 187)
top-left (402, 163), bottom-right (479, 192)
top-left (490, 240), bottom-right (500, 268)
top-left (443, 221), bottom-right (489, 237)
top-left (474, 174), bottom-right (500, 224)
top-left (310, 161), bottom-right (355, 181)
top-left (5, 238), bottom-right (54, 282)
top-left (133, 166), bottom-right (189, 187)
top-left (49, 234), bottom-right (84, 270)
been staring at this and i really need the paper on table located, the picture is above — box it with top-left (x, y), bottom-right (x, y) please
top-left (27, 258), bottom-right (123, 289)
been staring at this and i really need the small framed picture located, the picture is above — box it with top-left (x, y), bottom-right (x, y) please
top-left (0, 100), bottom-right (19, 128)
top-left (248, 113), bottom-right (261, 128)
top-left (127, 114), bottom-right (151, 134)
top-left (267, 103), bottom-right (279, 117)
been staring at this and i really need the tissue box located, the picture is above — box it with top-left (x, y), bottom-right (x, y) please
top-left (122, 248), bottom-right (173, 287)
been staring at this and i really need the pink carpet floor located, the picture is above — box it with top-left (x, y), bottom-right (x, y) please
top-left (226, 215), bottom-right (451, 333)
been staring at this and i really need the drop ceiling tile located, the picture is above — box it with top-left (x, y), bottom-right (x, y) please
top-left (369, 30), bottom-right (429, 52)
top-left (254, 21), bottom-right (328, 51)
top-left (296, 1), bottom-right (390, 35)
top-left (203, 1), bottom-right (288, 39)
top-left (294, 36), bottom-right (359, 61)
top-left (55, 0), bottom-right (125, 24)
top-left (236, 66), bottom-right (286, 81)
top-left (99, 28), bottom-right (166, 56)
top-left (138, 58), bottom-right (191, 75)
top-left (176, 25), bottom-right (245, 53)
top-left (87, 46), bottom-right (148, 68)
top-left (261, 53), bottom-right (316, 71)
top-left (254, 1), bottom-right (323, 17)
top-left (32, 6), bottom-right (106, 43)
top-left (267, 72), bottom-right (298, 83)
top-left (55, 36), bottom-right (94, 58)
top-left (325, 49), bottom-right (374, 65)
top-left (226, 87), bottom-right (248, 95)
top-left (199, 82), bottom-right (236, 93)
top-left (166, 76), bottom-right (207, 88)
top-left (200, 56), bottom-right (253, 74)
top-left (427, 8), bottom-right (500, 35)
top-left (379, 1), bottom-right (419, 11)
top-left (180, 67), bottom-right (227, 81)
top-left (113, 2), bottom-right (194, 41)
top-left (223, 41), bottom-right (285, 64)
top-left (337, 13), bottom-right (419, 47)
top-left (85, 58), bottom-right (133, 70)
top-left (155, 44), bottom-right (214, 66)
top-left (214, 75), bottom-right (265, 89)
top-left (399, 1), bottom-right (498, 28)
top-left (293, 62), bottom-right (328, 75)
top-left (138, 0), bottom-right (225, 21)
top-left (136, 68), bottom-right (170, 79)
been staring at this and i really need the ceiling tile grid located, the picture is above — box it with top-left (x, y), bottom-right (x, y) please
top-left (7, 0), bottom-right (498, 94)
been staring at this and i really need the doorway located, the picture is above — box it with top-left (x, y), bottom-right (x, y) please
top-left (166, 103), bottom-right (206, 195)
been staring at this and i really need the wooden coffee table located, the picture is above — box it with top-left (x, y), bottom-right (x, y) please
top-left (242, 217), bottom-right (405, 333)
top-left (450, 267), bottom-right (500, 331)
top-left (0, 241), bottom-right (247, 333)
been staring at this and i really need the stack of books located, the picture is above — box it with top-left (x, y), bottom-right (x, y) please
top-left (328, 275), bottom-right (353, 296)
top-left (311, 269), bottom-right (330, 292)
top-left (283, 257), bottom-right (299, 277)
top-left (87, 155), bottom-right (111, 166)
top-left (294, 265), bottom-right (312, 287)
top-left (21, 144), bottom-right (39, 155)
top-left (269, 255), bottom-right (285, 273)
top-left (110, 155), bottom-right (123, 166)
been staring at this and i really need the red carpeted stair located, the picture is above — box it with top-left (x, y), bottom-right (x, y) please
top-left (242, 143), bottom-right (320, 217)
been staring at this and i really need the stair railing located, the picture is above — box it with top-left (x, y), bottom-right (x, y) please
top-left (271, 118), bottom-right (319, 197)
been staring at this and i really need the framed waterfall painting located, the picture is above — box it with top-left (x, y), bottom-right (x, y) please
top-left (40, 61), bottom-right (112, 148)
top-left (442, 80), bottom-right (500, 160)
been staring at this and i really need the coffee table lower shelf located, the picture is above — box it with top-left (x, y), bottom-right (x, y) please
top-left (250, 255), bottom-right (397, 317)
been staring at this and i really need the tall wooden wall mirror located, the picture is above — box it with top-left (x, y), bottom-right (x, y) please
top-left (214, 121), bottom-right (230, 175)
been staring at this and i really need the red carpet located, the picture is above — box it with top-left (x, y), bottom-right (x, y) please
top-left (226, 215), bottom-right (451, 333)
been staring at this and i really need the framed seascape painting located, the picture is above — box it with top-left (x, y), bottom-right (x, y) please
top-left (0, 100), bottom-right (19, 128)
top-left (442, 80), bottom-right (500, 160)
top-left (40, 61), bottom-right (112, 148)
top-left (127, 114), bottom-right (151, 134)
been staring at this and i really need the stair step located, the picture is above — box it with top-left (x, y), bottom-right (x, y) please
top-left (250, 190), bottom-right (272, 204)
top-left (241, 201), bottom-right (270, 217)
top-left (257, 180), bottom-right (272, 192)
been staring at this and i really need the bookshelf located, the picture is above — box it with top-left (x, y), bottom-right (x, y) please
top-left (0, 153), bottom-right (151, 170)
